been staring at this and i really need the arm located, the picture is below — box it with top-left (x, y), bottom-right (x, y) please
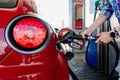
top-left (87, 14), bottom-right (107, 34)
top-left (81, 0), bottom-right (114, 38)
top-left (81, 14), bottom-right (107, 38)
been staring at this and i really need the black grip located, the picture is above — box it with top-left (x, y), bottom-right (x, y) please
top-left (57, 32), bottom-right (98, 44)
top-left (73, 35), bottom-right (98, 41)
top-left (73, 35), bottom-right (82, 40)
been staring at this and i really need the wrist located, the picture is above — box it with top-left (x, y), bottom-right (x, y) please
top-left (110, 27), bottom-right (120, 37)
top-left (110, 31), bottom-right (116, 38)
top-left (87, 27), bottom-right (95, 33)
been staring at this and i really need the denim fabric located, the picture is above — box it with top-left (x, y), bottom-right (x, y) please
top-left (100, 0), bottom-right (120, 23)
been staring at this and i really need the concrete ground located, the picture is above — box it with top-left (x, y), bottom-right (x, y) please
top-left (69, 52), bottom-right (108, 80)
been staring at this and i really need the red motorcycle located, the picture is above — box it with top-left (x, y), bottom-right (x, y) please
top-left (0, 0), bottom-right (77, 80)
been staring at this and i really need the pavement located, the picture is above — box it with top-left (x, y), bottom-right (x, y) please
top-left (69, 52), bottom-right (108, 80)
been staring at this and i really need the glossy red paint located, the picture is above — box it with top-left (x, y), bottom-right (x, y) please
top-left (0, 0), bottom-right (69, 80)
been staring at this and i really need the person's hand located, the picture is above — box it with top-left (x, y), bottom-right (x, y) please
top-left (95, 32), bottom-right (113, 44)
top-left (81, 29), bottom-right (92, 39)
top-left (79, 29), bottom-right (92, 49)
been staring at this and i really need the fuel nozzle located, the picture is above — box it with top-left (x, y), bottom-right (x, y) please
top-left (57, 31), bottom-right (74, 44)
